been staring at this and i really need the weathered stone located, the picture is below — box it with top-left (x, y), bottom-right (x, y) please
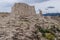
top-left (0, 3), bottom-right (59, 40)
top-left (11, 3), bottom-right (36, 17)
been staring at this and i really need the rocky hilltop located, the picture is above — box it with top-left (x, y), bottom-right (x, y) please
top-left (0, 3), bottom-right (60, 40)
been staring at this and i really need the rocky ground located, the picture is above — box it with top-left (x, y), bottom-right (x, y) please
top-left (0, 14), bottom-right (60, 40)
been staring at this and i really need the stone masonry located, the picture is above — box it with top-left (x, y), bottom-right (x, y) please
top-left (11, 3), bottom-right (36, 17)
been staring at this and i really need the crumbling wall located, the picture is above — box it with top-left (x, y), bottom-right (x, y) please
top-left (11, 3), bottom-right (36, 17)
top-left (0, 12), bottom-right (10, 17)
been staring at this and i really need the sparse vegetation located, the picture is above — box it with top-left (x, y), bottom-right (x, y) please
top-left (0, 3), bottom-right (60, 40)
top-left (44, 33), bottom-right (55, 40)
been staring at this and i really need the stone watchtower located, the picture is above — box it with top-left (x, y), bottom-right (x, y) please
top-left (11, 3), bottom-right (36, 17)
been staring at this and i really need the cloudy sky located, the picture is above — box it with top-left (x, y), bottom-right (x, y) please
top-left (0, 0), bottom-right (49, 12)
top-left (33, 0), bottom-right (60, 13)
top-left (0, 0), bottom-right (60, 14)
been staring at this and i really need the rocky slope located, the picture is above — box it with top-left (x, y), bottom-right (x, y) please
top-left (0, 3), bottom-right (60, 40)
top-left (0, 15), bottom-right (60, 40)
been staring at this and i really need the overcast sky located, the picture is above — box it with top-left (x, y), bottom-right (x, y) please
top-left (0, 0), bottom-right (60, 14)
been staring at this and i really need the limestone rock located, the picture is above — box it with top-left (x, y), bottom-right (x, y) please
top-left (0, 3), bottom-right (59, 40)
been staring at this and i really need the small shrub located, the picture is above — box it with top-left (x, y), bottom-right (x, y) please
top-left (44, 33), bottom-right (55, 40)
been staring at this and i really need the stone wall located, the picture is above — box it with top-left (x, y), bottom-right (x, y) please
top-left (11, 3), bottom-right (36, 17)
top-left (0, 12), bottom-right (10, 17)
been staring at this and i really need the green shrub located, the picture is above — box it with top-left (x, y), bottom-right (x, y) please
top-left (44, 33), bottom-right (55, 40)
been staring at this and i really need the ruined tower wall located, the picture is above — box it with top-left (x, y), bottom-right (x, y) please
top-left (11, 3), bottom-right (36, 17)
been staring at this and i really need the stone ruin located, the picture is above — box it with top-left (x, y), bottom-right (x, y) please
top-left (0, 3), bottom-right (43, 18)
top-left (0, 3), bottom-right (45, 40)
top-left (11, 3), bottom-right (36, 17)
top-left (0, 3), bottom-right (60, 40)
